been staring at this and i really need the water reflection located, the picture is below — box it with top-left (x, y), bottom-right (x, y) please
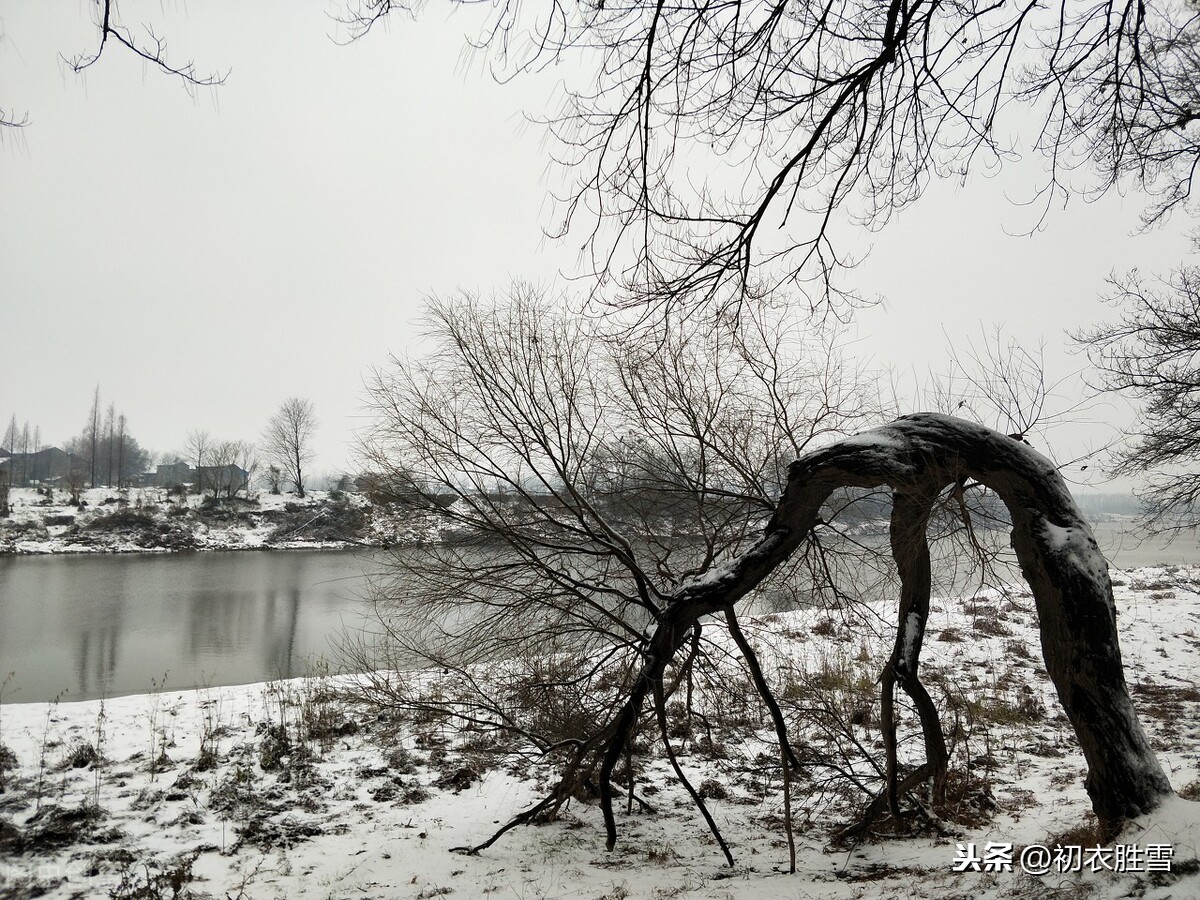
top-left (186, 586), bottom-right (260, 656)
top-left (263, 588), bottom-right (303, 679)
top-left (0, 551), bottom-right (375, 703)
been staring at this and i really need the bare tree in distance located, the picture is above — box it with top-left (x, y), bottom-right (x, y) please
top-left (263, 398), bottom-right (317, 499)
top-left (57, 409), bottom-right (151, 489)
top-left (185, 430), bottom-right (211, 497)
top-left (195, 439), bottom-right (260, 500)
top-left (17, 422), bottom-right (30, 486)
top-left (86, 386), bottom-right (101, 488)
top-left (1076, 261), bottom-right (1200, 531)
top-left (104, 402), bottom-right (116, 487)
top-left (234, 441), bottom-right (260, 498)
top-left (265, 464), bottom-right (285, 495)
top-left (0, 418), bottom-right (15, 515)
top-left (115, 414), bottom-right (127, 488)
top-left (63, 468), bottom-right (88, 506)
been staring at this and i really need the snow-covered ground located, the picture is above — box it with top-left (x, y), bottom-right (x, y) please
top-left (1, 567), bottom-right (1199, 899)
top-left (0, 487), bottom-right (372, 554)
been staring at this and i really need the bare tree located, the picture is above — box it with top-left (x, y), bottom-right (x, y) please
top-left (115, 414), bottom-right (127, 488)
top-left (31, 425), bottom-right (41, 480)
top-left (265, 464), bottom-right (285, 495)
top-left (17, 421), bottom-right (30, 486)
top-left (235, 441), bottom-right (260, 498)
top-left (199, 439), bottom-right (259, 500)
top-left (63, 468), bottom-right (88, 507)
top-left (185, 430), bottom-right (211, 496)
top-left (57, 408), bottom-right (151, 490)
top-left (103, 403), bottom-right (116, 487)
top-left (262, 399), bottom-right (317, 499)
top-left (1076, 262), bottom-right (1200, 530)
top-left (86, 386), bottom-right (101, 488)
top-left (353, 288), bottom-right (1171, 861)
top-left (202, 440), bottom-right (234, 499)
top-left (354, 286), bottom-right (894, 860)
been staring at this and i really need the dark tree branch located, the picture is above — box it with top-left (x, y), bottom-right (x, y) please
top-left (345, 0), bottom-right (1200, 319)
top-left (64, 0), bottom-right (227, 89)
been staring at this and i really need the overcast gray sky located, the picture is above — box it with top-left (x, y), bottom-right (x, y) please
top-left (1, 1), bottom-right (1193, 486)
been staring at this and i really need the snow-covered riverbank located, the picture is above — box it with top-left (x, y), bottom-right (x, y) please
top-left (2, 566), bottom-right (1199, 899)
top-left (0, 488), bottom-right (379, 555)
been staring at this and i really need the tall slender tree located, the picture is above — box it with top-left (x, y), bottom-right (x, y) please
top-left (115, 414), bottom-right (127, 488)
top-left (262, 398), bottom-right (317, 499)
top-left (186, 430), bottom-right (212, 496)
top-left (31, 425), bottom-right (40, 482)
top-left (18, 421), bottom-right (30, 485)
top-left (3, 416), bottom-right (16, 454)
top-left (86, 386), bottom-right (101, 488)
top-left (104, 402), bottom-right (116, 486)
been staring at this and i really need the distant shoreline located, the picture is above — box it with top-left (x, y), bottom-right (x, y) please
top-left (0, 486), bottom-right (384, 556)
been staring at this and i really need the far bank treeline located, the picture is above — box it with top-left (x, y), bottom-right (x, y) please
top-left (0, 467), bottom-right (962, 555)
top-left (0, 391), bottom-right (332, 514)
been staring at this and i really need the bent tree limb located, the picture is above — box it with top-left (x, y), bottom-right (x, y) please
top-left (840, 484), bottom-right (949, 840)
top-left (469, 414), bottom-right (1172, 855)
top-left (885, 487), bottom-right (949, 810)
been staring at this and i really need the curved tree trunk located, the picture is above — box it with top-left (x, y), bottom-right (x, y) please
top-left (648, 414), bottom-right (1171, 828)
top-left (468, 414), bottom-right (1172, 855)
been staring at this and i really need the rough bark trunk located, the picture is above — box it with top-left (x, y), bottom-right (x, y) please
top-left (642, 414), bottom-right (1171, 830)
top-left (882, 487), bottom-right (947, 814)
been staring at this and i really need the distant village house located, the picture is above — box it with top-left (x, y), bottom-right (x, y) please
top-left (145, 462), bottom-right (251, 497)
top-left (0, 446), bottom-right (83, 485)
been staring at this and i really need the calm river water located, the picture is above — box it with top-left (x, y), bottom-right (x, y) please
top-left (0, 550), bottom-right (384, 704)
top-left (0, 522), bottom-right (1197, 704)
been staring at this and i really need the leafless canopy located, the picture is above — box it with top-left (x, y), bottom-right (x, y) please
top-left (343, 0), bottom-right (1200, 315)
top-left (30, 1), bottom-right (1199, 317)
top-left (262, 398), bottom-right (317, 499)
top-left (359, 302), bottom-right (1172, 851)
top-left (1077, 263), bottom-right (1200, 530)
top-left (354, 286), bottom-right (887, 858)
top-left (352, 287), bottom-right (1158, 859)
top-left (358, 286), bottom-right (878, 653)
